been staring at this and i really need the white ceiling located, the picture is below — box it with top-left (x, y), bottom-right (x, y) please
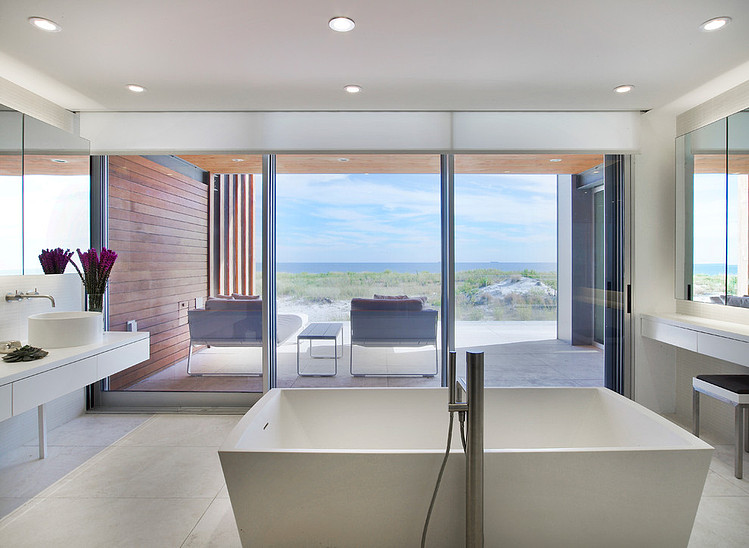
top-left (1, 0), bottom-right (749, 113)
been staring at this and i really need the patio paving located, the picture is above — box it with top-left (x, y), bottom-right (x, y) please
top-left (125, 321), bottom-right (603, 392)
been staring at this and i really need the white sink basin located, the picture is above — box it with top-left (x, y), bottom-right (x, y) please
top-left (28, 311), bottom-right (103, 349)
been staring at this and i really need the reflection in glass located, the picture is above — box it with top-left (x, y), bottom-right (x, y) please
top-left (676, 117), bottom-right (727, 302)
top-left (22, 116), bottom-right (90, 275)
top-left (727, 110), bottom-right (749, 305)
top-left (0, 109), bottom-right (23, 275)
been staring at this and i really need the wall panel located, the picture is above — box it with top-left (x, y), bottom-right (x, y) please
top-left (107, 156), bottom-right (208, 389)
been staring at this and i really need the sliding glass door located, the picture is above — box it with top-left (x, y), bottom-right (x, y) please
top-left (274, 154), bottom-right (442, 387)
top-left (99, 151), bottom-right (631, 401)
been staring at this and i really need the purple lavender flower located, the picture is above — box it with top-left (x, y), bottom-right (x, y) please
top-left (70, 247), bottom-right (118, 297)
top-left (38, 248), bottom-right (74, 274)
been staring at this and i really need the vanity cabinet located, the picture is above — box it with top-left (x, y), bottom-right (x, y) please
top-left (641, 314), bottom-right (749, 368)
top-left (0, 332), bottom-right (149, 456)
top-left (0, 383), bottom-right (11, 422)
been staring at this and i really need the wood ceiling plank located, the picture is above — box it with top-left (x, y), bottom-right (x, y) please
top-left (178, 153), bottom-right (604, 175)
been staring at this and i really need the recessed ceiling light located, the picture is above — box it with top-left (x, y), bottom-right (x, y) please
top-left (329, 17), bottom-right (355, 32)
top-left (28, 17), bottom-right (61, 32)
top-left (700, 16), bottom-right (731, 32)
top-left (344, 84), bottom-right (362, 94)
top-left (550, 158), bottom-right (563, 163)
top-left (338, 158), bottom-right (350, 162)
top-left (231, 158), bottom-right (245, 162)
top-left (50, 158), bottom-right (68, 164)
top-left (614, 84), bottom-right (634, 94)
top-left (126, 84), bottom-right (146, 93)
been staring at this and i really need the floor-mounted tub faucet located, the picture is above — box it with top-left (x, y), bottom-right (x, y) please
top-left (447, 350), bottom-right (484, 548)
top-left (5, 289), bottom-right (56, 307)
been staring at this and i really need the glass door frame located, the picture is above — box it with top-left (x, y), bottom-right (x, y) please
top-left (96, 151), bottom-right (633, 407)
top-left (261, 153), bottom-right (632, 397)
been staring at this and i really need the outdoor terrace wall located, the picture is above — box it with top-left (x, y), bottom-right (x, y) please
top-left (107, 156), bottom-right (209, 389)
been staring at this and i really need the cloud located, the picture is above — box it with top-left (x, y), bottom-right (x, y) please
top-left (272, 172), bottom-right (558, 263)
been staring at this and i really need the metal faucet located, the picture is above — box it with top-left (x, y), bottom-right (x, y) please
top-left (5, 289), bottom-right (56, 307)
top-left (447, 350), bottom-right (484, 548)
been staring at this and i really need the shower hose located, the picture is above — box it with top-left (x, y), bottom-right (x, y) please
top-left (421, 411), bottom-right (467, 548)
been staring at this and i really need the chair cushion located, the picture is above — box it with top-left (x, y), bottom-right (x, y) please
top-left (351, 297), bottom-right (423, 311)
top-left (696, 375), bottom-right (749, 394)
top-left (205, 297), bottom-right (262, 311)
top-left (232, 293), bottom-right (261, 300)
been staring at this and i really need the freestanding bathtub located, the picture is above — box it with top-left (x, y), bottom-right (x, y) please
top-left (219, 387), bottom-right (712, 547)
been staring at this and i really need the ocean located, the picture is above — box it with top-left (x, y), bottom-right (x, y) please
top-left (274, 262), bottom-right (557, 274)
top-left (694, 264), bottom-right (738, 275)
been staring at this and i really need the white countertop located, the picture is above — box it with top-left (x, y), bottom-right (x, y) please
top-left (0, 331), bottom-right (149, 386)
top-left (642, 313), bottom-right (749, 341)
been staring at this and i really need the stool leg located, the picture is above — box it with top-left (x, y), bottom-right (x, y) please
top-left (735, 404), bottom-right (744, 479)
top-left (745, 406), bottom-right (748, 453)
top-left (692, 389), bottom-right (700, 437)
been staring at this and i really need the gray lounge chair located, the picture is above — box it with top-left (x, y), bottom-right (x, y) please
top-left (186, 297), bottom-right (304, 376)
top-left (349, 297), bottom-right (438, 377)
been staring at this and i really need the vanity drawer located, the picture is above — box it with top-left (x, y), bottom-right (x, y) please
top-left (697, 332), bottom-right (749, 367)
top-left (641, 318), bottom-right (698, 351)
top-left (13, 356), bottom-right (97, 415)
top-left (0, 383), bottom-right (11, 421)
top-left (97, 338), bottom-right (150, 378)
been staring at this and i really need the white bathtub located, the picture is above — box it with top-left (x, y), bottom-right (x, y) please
top-left (219, 387), bottom-right (712, 547)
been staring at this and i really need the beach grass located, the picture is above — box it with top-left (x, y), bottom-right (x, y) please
top-left (276, 268), bottom-right (557, 321)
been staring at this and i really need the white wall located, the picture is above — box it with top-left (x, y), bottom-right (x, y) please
top-left (0, 76), bottom-right (77, 133)
top-left (633, 63), bottom-right (749, 443)
top-left (79, 111), bottom-right (641, 155)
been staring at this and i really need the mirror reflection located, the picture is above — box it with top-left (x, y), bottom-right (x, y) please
top-left (22, 116), bottom-right (90, 275)
top-left (676, 109), bottom-right (749, 306)
top-left (727, 110), bottom-right (749, 305)
top-left (0, 105), bottom-right (23, 275)
top-left (0, 105), bottom-right (90, 276)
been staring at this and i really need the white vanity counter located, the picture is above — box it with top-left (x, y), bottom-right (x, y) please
top-left (0, 331), bottom-right (149, 387)
top-left (0, 332), bottom-right (149, 450)
top-left (641, 314), bottom-right (749, 368)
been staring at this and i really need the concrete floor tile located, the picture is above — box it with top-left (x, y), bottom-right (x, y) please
top-left (24, 413), bottom-right (152, 448)
top-left (0, 497), bottom-right (212, 548)
top-left (182, 497), bottom-right (242, 548)
top-left (48, 445), bottom-right (225, 499)
top-left (688, 496), bottom-right (749, 547)
top-left (0, 445), bottom-right (105, 502)
top-left (117, 414), bottom-right (241, 447)
top-left (0, 498), bottom-right (26, 519)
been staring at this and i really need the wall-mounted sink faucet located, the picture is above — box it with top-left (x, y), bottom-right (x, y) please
top-left (5, 289), bottom-right (56, 307)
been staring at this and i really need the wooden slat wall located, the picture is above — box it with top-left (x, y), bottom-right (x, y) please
top-left (107, 156), bottom-right (208, 389)
top-left (216, 174), bottom-right (254, 296)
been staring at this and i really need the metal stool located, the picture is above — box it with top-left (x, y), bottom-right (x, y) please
top-left (693, 375), bottom-right (749, 479)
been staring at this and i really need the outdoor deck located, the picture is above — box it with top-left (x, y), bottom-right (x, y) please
top-left (125, 321), bottom-right (603, 392)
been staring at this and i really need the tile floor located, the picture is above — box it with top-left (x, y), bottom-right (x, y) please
top-left (0, 411), bottom-right (747, 546)
top-left (128, 321), bottom-right (602, 392)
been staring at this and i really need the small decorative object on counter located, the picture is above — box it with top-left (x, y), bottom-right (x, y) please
top-left (70, 247), bottom-right (118, 313)
top-left (2, 345), bottom-right (49, 362)
top-left (38, 248), bottom-right (74, 274)
top-left (0, 340), bottom-right (22, 354)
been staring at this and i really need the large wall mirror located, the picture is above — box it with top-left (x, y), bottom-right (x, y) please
top-left (0, 105), bottom-right (23, 275)
top-left (676, 109), bottom-right (749, 305)
top-left (0, 103), bottom-right (90, 275)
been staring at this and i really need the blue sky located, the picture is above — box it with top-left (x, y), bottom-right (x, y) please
top-left (267, 173), bottom-right (558, 263)
top-left (692, 173), bottom-right (748, 265)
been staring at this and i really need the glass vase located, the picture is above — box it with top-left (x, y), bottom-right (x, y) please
top-left (86, 293), bottom-right (104, 313)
